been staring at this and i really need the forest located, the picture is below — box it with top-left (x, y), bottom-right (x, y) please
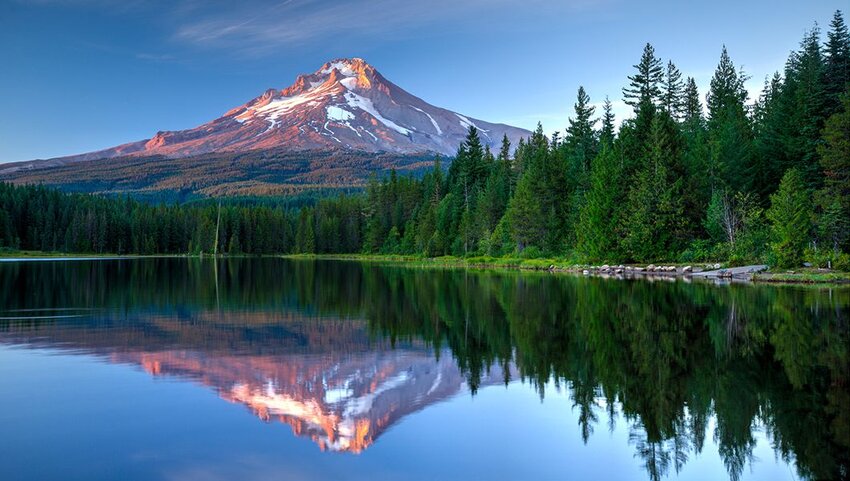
top-left (1, 10), bottom-right (848, 269)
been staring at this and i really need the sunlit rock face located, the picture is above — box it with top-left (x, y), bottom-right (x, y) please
top-left (4, 57), bottom-right (530, 173)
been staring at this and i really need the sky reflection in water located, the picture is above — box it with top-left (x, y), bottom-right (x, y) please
top-left (0, 258), bottom-right (847, 481)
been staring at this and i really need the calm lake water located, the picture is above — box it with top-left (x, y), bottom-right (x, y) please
top-left (0, 258), bottom-right (847, 481)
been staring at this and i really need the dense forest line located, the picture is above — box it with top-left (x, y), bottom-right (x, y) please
top-left (1, 10), bottom-right (848, 268)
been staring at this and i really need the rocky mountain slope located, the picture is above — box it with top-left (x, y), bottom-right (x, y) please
top-left (3, 58), bottom-right (529, 175)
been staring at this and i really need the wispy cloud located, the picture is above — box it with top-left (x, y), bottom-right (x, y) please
top-left (13, 0), bottom-right (609, 56)
top-left (173, 0), bottom-right (603, 55)
top-left (135, 52), bottom-right (177, 62)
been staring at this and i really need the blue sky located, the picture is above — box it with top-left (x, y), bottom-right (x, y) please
top-left (0, 0), bottom-right (844, 162)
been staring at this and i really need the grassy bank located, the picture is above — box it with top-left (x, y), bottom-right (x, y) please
top-left (285, 253), bottom-right (850, 285)
top-left (283, 253), bottom-right (583, 270)
top-left (753, 269), bottom-right (850, 285)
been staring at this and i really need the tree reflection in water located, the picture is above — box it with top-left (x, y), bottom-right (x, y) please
top-left (0, 258), bottom-right (847, 481)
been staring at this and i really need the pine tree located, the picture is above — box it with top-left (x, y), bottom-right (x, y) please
top-left (382, 226), bottom-right (401, 254)
top-left (400, 219), bottom-right (416, 254)
top-left (824, 10), bottom-right (850, 116)
top-left (661, 60), bottom-right (684, 120)
top-left (766, 168), bottom-right (812, 268)
top-left (623, 43), bottom-right (664, 111)
top-left (577, 144), bottom-right (622, 261)
top-left (706, 46), bottom-right (752, 192)
top-left (623, 113), bottom-right (686, 261)
top-left (682, 77), bottom-right (703, 129)
top-left (790, 25), bottom-right (827, 188)
top-left (751, 73), bottom-right (787, 199)
top-left (818, 196), bottom-right (849, 254)
top-left (599, 97), bottom-right (616, 146)
top-left (818, 90), bottom-right (850, 252)
top-left (566, 86), bottom-right (598, 173)
top-left (680, 77), bottom-right (711, 235)
top-left (507, 165), bottom-right (545, 252)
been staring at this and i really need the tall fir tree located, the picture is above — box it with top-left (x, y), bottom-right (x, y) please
top-left (566, 86), bottom-right (598, 174)
top-left (817, 89), bottom-right (850, 252)
top-left (599, 97), bottom-right (616, 146)
top-left (706, 46), bottom-right (753, 193)
top-left (661, 60), bottom-right (685, 120)
top-left (824, 10), bottom-right (850, 117)
top-left (680, 77), bottom-right (711, 236)
top-left (766, 168), bottom-right (812, 268)
top-left (623, 113), bottom-right (686, 261)
top-left (751, 73), bottom-right (787, 200)
top-left (788, 25), bottom-right (828, 189)
top-left (623, 43), bottom-right (664, 111)
top-left (577, 144), bottom-right (623, 262)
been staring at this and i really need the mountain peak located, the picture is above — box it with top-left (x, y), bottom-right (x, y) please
top-left (9, 57), bottom-right (530, 169)
top-left (316, 57), bottom-right (376, 90)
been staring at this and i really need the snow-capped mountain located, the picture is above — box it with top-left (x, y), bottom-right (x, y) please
top-left (18, 58), bottom-right (529, 168)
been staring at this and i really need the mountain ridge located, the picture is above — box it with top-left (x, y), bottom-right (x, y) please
top-left (3, 58), bottom-right (529, 174)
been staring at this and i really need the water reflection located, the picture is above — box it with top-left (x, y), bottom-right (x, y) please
top-left (0, 258), bottom-right (847, 481)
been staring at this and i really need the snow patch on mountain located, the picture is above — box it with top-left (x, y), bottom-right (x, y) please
top-left (411, 106), bottom-right (442, 135)
top-left (326, 105), bottom-right (354, 122)
top-left (343, 91), bottom-right (411, 136)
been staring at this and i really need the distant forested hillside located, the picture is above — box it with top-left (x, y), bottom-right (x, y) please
top-left (0, 148), bottom-right (437, 200)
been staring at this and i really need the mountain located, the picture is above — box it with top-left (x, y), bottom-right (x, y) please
top-left (4, 58), bottom-right (530, 172)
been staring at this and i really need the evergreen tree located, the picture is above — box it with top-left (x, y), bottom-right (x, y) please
top-left (577, 145), bottom-right (623, 262)
top-left (661, 60), bottom-right (684, 120)
top-left (623, 113), bottom-right (686, 261)
top-left (766, 168), bottom-right (812, 268)
top-left (818, 196), bottom-right (849, 254)
top-left (824, 10), bottom-right (850, 116)
top-left (507, 165), bottom-right (546, 252)
top-left (599, 97), bottom-right (616, 146)
top-left (818, 90), bottom-right (850, 252)
top-left (680, 76), bottom-right (711, 232)
top-left (566, 86), bottom-right (598, 174)
top-left (750, 73), bottom-right (787, 199)
top-left (682, 77), bottom-right (703, 129)
top-left (788, 25), bottom-right (827, 188)
top-left (706, 46), bottom-right (752, 192)
top-left (382, 226), bottom-right (401, 254)
top-left (623, 43), bottom-right (664, 111)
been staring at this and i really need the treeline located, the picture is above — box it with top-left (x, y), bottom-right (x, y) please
top-left (0, 183), bottom-right (298, 254)
top-left (1, 11), bottom-right (848, 267)
top-left (347, 10), bottom-right (850, 268)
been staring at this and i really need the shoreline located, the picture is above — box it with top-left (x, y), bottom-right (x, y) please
top-left (0, 250), bottom-right (847, 285)
top-left (282, 254), bottom-right (850, 286)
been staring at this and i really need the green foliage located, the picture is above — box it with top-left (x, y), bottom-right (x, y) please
top-left (818, 90), bottom-right (850, 252)
top-left (824, 10), bottom-right (850, 115)
top-left (576, 145), bottom-right (622, 262)
top-left (707, 46), bottom-right (753, 192)
top-left (506, 167), bottom-right (545, 251)
top-left (623, 43), bottom-right (664, 110)
top-left (767, 169), bottom-right (813, 268)
top-left (622, 113), bottom-right (687, 262)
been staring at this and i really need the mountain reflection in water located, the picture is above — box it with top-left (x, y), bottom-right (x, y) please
top-left (0, 257), bottom-right (847, 481)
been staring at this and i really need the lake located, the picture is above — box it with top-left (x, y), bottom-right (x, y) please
top-left (0, 258), bottom-right (847, 481)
